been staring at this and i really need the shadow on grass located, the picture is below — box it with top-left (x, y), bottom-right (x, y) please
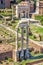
top-left (30, 54), bottom-right (43, 59)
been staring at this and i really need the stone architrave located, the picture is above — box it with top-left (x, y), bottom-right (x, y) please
top-left (16, 1), bottom-right (30, 18)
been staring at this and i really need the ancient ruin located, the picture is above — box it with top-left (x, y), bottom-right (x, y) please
top-left (15, 20), bottom-right (29, 61)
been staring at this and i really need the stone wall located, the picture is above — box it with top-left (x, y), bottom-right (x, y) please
top-left (39, 7), bottom-right (43, 15)
top-left (5, 0), bottom-right (10, 8)
top-left (0, 51), bottom-right (13, 61)
top-left (29, 40), bottom-right (43, 52)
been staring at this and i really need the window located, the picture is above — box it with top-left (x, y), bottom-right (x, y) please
top-left (1, 0), bottom-right (3, 4)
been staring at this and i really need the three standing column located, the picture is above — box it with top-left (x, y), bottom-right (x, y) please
top-left (16, 22), bottom-right (29, 61)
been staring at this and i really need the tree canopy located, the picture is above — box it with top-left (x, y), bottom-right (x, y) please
top-left (14, 0), bottom-right (22, 4)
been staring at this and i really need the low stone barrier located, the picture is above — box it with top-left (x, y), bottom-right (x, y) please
top-left (26, 59), bottom-right (43, 65)
top-left (29, 39), bottom-right (43, 52)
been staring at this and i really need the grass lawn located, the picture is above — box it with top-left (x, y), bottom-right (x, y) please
top-left (30, 24), bottom-right (43, 33)
top-left (29, 24), bottom-right (43, 41)
top-left (35, 15), bottom-right (42, 20)
top-left (0, 12), bottom-right (12, 17)
top-left (0, 27), bottom-right (16, 43)
top-left (11, 20), bottom-right (19, 29)
top-left (0, 20), bottom-right (2, 23)
top-left (20, 59), bottom-right (43, 65)
top-left (0, 9), bottom-right (12, 16)
top-left (14, 58), bottom-right (43, 65)
top-left (30, 51), bottom-right (43, 56)
top-left (35, 15), bottom-right (43, 25)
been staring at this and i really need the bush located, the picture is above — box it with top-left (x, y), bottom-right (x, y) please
top-left (34, 51), bottom-right (39, 54)
top-left (29, 47), bottom-right (34, 52)
top-left (41, 18), bottom-right (43, 25)
top-left (35, 15), bottom-right (43, 25)
top-left (14, 17), bottom-right (19, 20)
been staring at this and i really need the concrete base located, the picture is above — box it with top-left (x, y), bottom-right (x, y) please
top-left (25, 49), bottom-right (29, 59)
top-left (13, 50), bottom-right (19, 62)
top-left (19, 50), bottom-right (24, 61)
top-left (13, 49), bottom-right (29, 62)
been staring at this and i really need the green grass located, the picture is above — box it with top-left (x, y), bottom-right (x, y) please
top-left (30, 51), bottom-right (43, 56)
top-left (30, 24), bottom-right (43, 33)
top-left (0, 12), bottom-right (12, 16)
top-left (29, 24), bottom-right (43, 41)
top-left (29, 35), bottom-right (37, 41)
top-left (11, 20), bottom-right (19, 29)
top-left (0, 27), bottom-right (16, 43)
top-left (20, 58), bottom-right (43, 65)
top-left (0, 20), bottom-right (2, 23)
top-left (35, 15), bottom-right (43, 25)
top-left (35, 15), bottom-right (42, 20)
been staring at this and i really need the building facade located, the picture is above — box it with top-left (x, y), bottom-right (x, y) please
top-left (39, 1), bottom-right (43, 15)
top-left (0, 0), bottom-right (13, 8)
top-left (16, 1), bottom-right (34, 18)
top-left (36, 0), bottom-right (43, 15)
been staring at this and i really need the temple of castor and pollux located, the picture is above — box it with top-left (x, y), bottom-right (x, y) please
top-left (13, 0), bottom-right (43, 62)
top-left (14, 20), bottom-right (30, 61)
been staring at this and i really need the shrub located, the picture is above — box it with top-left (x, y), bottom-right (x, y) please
top-left (41, 18), bottom-right (43, 25)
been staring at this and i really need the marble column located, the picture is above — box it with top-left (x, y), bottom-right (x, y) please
top-left (25, 12), bottom-right (26, 18)
top-left (20, 27), bottom-right (24, 60)
top-left (16, 28), bottom-right (19, 60)
top-left (25, 26), bottom-right (29, 59)
top-left (16, 28), bottom-right (18, 50)
top-left (12, 6), bottom-right (14, 21)
top-left (26, 26), bottom-right (28, 49)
